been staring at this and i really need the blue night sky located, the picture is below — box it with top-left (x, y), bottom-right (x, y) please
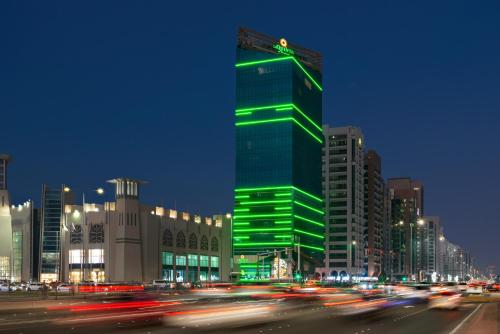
top-left (1, 1), bottom-right (499, 269)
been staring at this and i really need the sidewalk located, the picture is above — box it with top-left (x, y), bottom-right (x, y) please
top-left (456, 302), bottom-right (498, 334)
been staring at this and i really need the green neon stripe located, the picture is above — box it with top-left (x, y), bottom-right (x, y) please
top-left (294, 228), bottom-right (324, 239)
top-left (275, 220), bottom-right (292, 225)
top-left (235, 195), bottom-right (250, 199)
top-left (235, 117), bottom-right (293, 127)
top-left (291, 58), bottom-right (323, 91)
top-left (234, 236), bottom-right (250, 239)
top-left (233, 222), bottom-right (250, 226)
top-left (275, 206), bottom-right (292, 211)
top-left (294, 214), bottom-right (325, 227)
top-left (239, 199), bottom-right (292, 205)
top-left (236, 103), bottom-right (292, 113)
top-left (291, 119), bottom-right (323, 143)
top-left (235, 56), bottom-right (294, 68)
top-left (235, 186), bottom-right (292, 192)
top-left (235, 186), bottom-right (322, 202)
top-left (235, 112), bottom-right (252, 116)
top-left (234, 242), bottom-right (292, 247)
top-left (275, 192), bottom-right (292, 197)
top-left (294, 200), bottom-right (324, 215)
top-left (292, 187), bottom-right (323, 203)
top-left (235, 117), bottom-right (322, 144)
top-left (234, 208), bottom-right (249, 212)
top-left (297, 243), bottom-right (324, 251)
top-left (234, 213), bottom-right (292, 219)
top-left (235, 103), bottom-right (322, 134)
top-left (234, 228), bottom-right (292, 232)
top-left (291, 105), bottom-right (323, 132)
top-left (235, 56), bottom-right (323, 92)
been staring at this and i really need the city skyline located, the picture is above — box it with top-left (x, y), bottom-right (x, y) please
top-left (2, 1), bottom-right (499, 271)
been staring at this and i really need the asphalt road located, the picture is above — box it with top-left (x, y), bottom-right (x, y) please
top-left (0, 300), bottom-right (487, 334)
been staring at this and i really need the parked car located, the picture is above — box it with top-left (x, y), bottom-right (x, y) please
top-left (9, 283), bottom-right (24, 291)
top-left (27, 282), bottom-right (43, 291)
top-left (429, 290), bottom-right (461, 310)
top-left (0, 283), bottom-right (10, 292)
top-left (152, 280), bottom-right (168, 288)
top-left (56, 283), bottom-right (75, 293)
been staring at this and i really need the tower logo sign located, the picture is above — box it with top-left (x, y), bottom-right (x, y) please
top-left (273, 38), bottom-right (295, 56)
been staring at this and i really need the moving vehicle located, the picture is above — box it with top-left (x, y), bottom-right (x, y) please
top-left (457, 282), bottom-right (468, 292)
top-left (466, 284), bottom-right (483, 295)
top-left (429, 291), bottom-right (461, 310)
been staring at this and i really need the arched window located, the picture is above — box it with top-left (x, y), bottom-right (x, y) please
top-left (70, 225), bottom-right (82, 244)
top-left (211, 237), bottom-right (218, 252)
top-left (176, 231), bottom-right (186, 248)
top-left (89, 223), bottom-right (104, 243)
top-left (188, 233), bottom-right (197, 249)
top-left (163, 229), bottom-right (173, 247)
top-left (200, 235), bottom-right (208, 250)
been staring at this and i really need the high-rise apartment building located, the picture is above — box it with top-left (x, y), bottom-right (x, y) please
top-left (0, 154), bottom-right (12, 280)
top-left (416, 216), bottom-right (442, 281)
top-left (387, 178), bottom-right (424, 279)
top-left (322, 126), bottom-right (365, 278)
top-left (364, 150), bottom-right (385, 277)
top-left (234, 28), bottom-right (324, 279)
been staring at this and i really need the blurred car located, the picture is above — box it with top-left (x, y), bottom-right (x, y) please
top-left (152, 280), bottom-right (168, 289)
top-left (429, 291), bottom-right (461, 310)
top-left (27, 282), bottom-right (43, 291)
top-left (56, 283), bottom-right (75, 293)
top-left (487, 283), bottom-right (500, 292)
top-left (9, 282), bottom-right (24, 291)
top-left (457, 282), bottom-right (468, 292)
top-left (466, 284), bottom-right (483, 294)
top-left (0, 283), bottom-right (10, 292)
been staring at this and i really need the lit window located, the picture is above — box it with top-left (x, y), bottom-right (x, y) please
top-left (88, 249), bottom-right (104, 264)
top-left (69, 249), bottom-right (82, 264)
top-left (169, 210), bottom-right (178, 219)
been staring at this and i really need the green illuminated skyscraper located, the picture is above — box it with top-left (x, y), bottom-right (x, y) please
top-left (234, 28), bottom-right (324, 279)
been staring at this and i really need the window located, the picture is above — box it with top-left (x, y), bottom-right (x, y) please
top-left (211, 237), bottom-right (218, 251)
top-left (200, 235), bottom-right (209, 250)
top-left (69, 249), bottom-right (82, 264)
top-left (210, 256), bottom-right (219, 268)
top-left (176, 231), bottom-right (186, 248)
top-left (89, 223), bottom-right (104, 243)
top-left (188, 254), bottom-right (198, 267)
top-left (88, 249), bottom-right (104, 264)
top-left (189, 233), bottom-right (198, 249)
top-left (162, 252), bottom-right (173, 266)
top-left (163, 229), bottom-right (173, 247)
top-left (200, 255), bottom-right (209, 267)
top-left (176, 255), bottom-right (186, 266)
top-left (70, 225), bottom-right (82, 244)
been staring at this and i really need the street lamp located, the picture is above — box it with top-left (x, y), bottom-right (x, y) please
top-left (417, 219), bottom-right (425, 226)
top-left (225, 213), bottom-right (233, 281)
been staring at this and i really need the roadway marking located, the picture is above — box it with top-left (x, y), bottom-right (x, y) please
top-left (448, 303), bottom-right (482, 334)
top-left (393, 307), bottom-right (429, 322)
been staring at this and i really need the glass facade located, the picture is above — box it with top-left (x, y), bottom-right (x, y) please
top-left (40, 186), bottom-right (63, 281)
top-left (234, 32), bottom-right (324, 274)
top-left (12, 231), bottom-right (23, 281)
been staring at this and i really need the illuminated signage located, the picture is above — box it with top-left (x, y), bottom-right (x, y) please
top-left (273, 38), bottom-right (295, 56)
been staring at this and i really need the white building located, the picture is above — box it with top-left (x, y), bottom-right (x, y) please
top-left (319, 126), bottom-right (365, 278)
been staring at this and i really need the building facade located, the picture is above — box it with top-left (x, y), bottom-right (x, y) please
top-left (234, 28), bottom-right (324, 279)
top-left (387, 178), bottom-right (424, 280)
top-left (415, 216), bottom-right (442, 281)
top-left (364, 150), bottom-right (385, 277)
top-left (320, 126), bottom-right (365, 278)
top-left (0, 154), bottom-right (12, 280)
top-left (56, 178), bottom-right (231, 283)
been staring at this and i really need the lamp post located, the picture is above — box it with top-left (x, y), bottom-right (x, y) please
top-left (226, 213), bottom-right (233, 281)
